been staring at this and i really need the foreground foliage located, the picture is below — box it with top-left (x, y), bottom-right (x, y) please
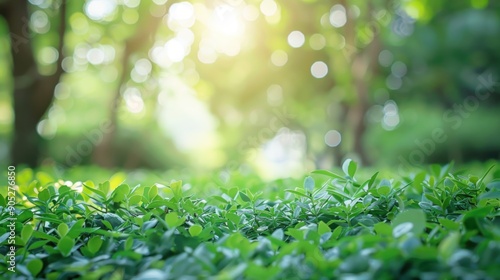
top-left (1, 163), bottom-right (500, 279)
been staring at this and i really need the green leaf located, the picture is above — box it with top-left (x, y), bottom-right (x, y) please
top-left (21, 224), bottom-right (34, 243)
top-left (331, 226), bottom-right (342, 240)
top-left (476, 165), bottom-right (495, 190)
top-left (285, 189), bottom-right (309, 198)
top-left (374, 222), bottom-right (393, 236)
top-left (439, 232), bottom-right (460, 260)
top-left (170, 180), bottom-right (183, 198)
top-left (463, 206), bottom-right (492, 220)
top-left (478, 191), bottom-right (500, 201)
top-left (66, 219), bottom-right (86, 239)
top-left (129, 195), bottom-right (142, 205)
top-left (486, 180), bottom-right (500, 191)
top-left (411, 247), bottom-right (439, 260)
top-left (27, 258), bottom-right (43, 276)
top-left (366, 172), bottom-right (379, 190)
top-left (32, 231), bottom-right (59, 243)
top-left (83, 184), bottom-right (106, 200)
top-left (438, 218), bottom-right (460, 231)
top-left (112, 184), bottom-right (130, 203)
top-left (425, 194), bottom-right (442, 206)
top-left (88, 236), bottom-right (103, 254)
top-left (311, 170), bottom-right (344, 180)
top-left (101, 220), bottom-right (113, 230)
top-left (165, 212), bottom-right (184, 229)
top-left (304, 176), bottom-right (315, 193)
top-left (38, 189), bottom-right (51, 202)
top-left (226, 212), bottom-right (241, 225)
top-left (98, 181), bottom-right (110, 197)
top-left (317, 221), bottom-right (331, 235)
top-left (189, 224), bottom-right (203, 237)
top-left (57, 223), bottom-right (69, 237)
top-left (148, 185), bottom-right (158, 199)
top-left (239, 191), bottom-right (251, 202)
top-left (124, 236), bottom-right (134, 251)
top-left (103, 213), bottom-right (125, 228)
top-left (28, 240), bottom-right (49, 251)
top-left (271, 228), bottom-right (284, 240)
top-left (342, 159), bottom-right (357, 178)
top-left (18, 210), bottom-right (34, 223)
top-left (392, 209), bottom-right (426, 237)
top-left (377, 185), bottom-right (391, 196)
top-left (57, 236), bottom-right (75, 257)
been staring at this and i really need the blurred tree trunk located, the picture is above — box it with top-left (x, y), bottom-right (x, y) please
top-left (92, 12), bottom-right (164, 168)
top-left (1, 0), bottom-right (65, 167)
top-left (333, 0), bottom-right (381, 166)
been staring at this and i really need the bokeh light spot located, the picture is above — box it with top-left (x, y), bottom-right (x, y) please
top-left (309, 33), bottom-right (326, 50)
top-left (386, 74), bottom-right (402, 90)
top-left (391, 61), bottom-right (407, 78)
top-left (39, 47), bottom-right (58, 65)
top-left (122, 9), bottom-right (139, 24)
top-left (329, 4), bottom-right (347, 28)
top-left (382, 100), bottom-right (400, 130)
top-left (85, 0), bottom-right (117, 21)
top-left (123, 0), bottom-right (140, 8)
top-left (30, 10), bottom-right (49, 34)
top-left (378, 50), bottom-right (394, 67)
top-left (165, 39), bottom-right (186, 62)
top-left (123, 87), bottom-right (144, 114)
top-left (260, 0), bottom-right (277, 17)
top-left (86, 48), bottom-right (105, 65)
top-left (288, 31), bottom-right (305, 48)
top-left (270, 50), bottom-right (288, 67)
top-left (325, 130), bottom-right (342, 147)
top-left (311, 61), bottom-right (328, 78)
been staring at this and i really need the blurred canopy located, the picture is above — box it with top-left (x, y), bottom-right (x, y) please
top-left (0, 0), bottom-right (499, 179)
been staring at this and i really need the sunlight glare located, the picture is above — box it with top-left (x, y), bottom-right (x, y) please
top-left (243, 5), bottom-right (259, 21)
top-left (197, 4), bottom-right (247, 62)
top-left (165, 39), bottom-right (186, 62)
top-left (123, 87), bottom-right (144, 114)
top-left (260, 0), bottom-right (277, 16)
top-left (168, 2), bottom-right (195, 30)
top-left (85, 0), bottom-right (117, 21)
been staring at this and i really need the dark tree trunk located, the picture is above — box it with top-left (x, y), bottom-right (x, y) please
top-left (1, 0), bottom-right (66, 167)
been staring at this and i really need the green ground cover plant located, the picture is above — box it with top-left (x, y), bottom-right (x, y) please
top-left (1, 162), bottom-right (500, 279)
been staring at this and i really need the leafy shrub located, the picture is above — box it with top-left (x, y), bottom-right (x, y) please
top-left (1, 163), bottom-right (500, 279)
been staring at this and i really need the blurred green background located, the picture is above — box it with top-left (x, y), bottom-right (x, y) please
top-left (0, 0), bottom-right (499, 180)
